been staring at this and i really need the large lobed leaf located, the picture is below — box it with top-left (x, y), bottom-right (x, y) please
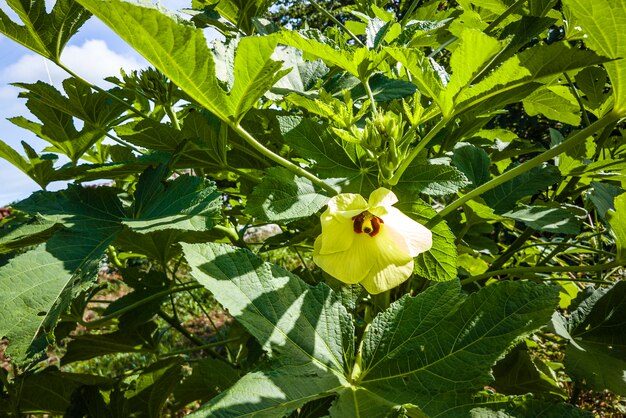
top-left (77, 0), bottom-right (285, 123)
top-left (182, 242), bottom-right (352, 416)
top-left (0, 0), bottom-right (90, 61)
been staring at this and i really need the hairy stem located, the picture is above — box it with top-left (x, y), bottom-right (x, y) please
top-left (232, 123), bottom-right (338, 195)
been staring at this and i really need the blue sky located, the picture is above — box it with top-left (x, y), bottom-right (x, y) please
top-left (0, 1), bottom-right (188, 206)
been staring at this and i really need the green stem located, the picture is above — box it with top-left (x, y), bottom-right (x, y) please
top-left (231, 123), bottom-right (338, 195)
top-left (158, 309), bottom-right (205, 346)
top-left (165, 104), bottom-right (181, 130)
top-left (429, 113), bottom-right (620, 227)
top-left (461, 260), bottom-right (619, 285)
top-left (105, 132), bottom-right (142, 154)
top-left (400, 0), bottom-right (421, 28)
top-left (310, 1), bottom-right (365, 47)
top-left (388, 117), bottom-right (449, 185)
top-left (363, 76), bottom-right (378, 115)
top-left (213, 224), bottom-right (243, 246)
top-left (564, 72), bottom-right (591, 127)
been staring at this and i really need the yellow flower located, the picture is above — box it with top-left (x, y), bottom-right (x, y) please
top-left (313, 188), bottom-right (433, 294)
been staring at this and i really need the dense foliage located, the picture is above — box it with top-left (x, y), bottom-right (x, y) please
top-left (0, 0), bottom-right (625, 416)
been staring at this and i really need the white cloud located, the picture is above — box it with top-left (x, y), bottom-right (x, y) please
top-left (1, 39), bottom-right (146, 88)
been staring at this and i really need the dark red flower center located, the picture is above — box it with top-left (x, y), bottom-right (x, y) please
top-left (352, 211), bottom-right (384, 237)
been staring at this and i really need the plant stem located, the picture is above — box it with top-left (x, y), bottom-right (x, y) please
top-left (461, 260), bottom-right (619, 285)
top-left (363, 76), bottom-right (378, 115)
top-left (231, 123), bottom-right (338, 195)
top-left (158, 309), bottom-right (205, 346)
top-left (388, 116), bottom-right (449, 185)
top-left (429, 113), bottom-right (621, 227)
top-left (564, 72), bottom-right (591, 127)
top-left (213, 224), bottom-right (242, 245)
top-left (310, 1), bottom-right (365, 47)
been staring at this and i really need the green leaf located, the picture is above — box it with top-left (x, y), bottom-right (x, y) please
top-left (0, 0), bottom-right (90, 61)
top-left (442, 29), bottom-right (502, 115)
top-left (416, 392), bottom-right (592, 418)
top-left (198, 0), bottom-right (273, 35)
top-left (561, 0), bottom-right (626, 115)
top-left (0, 215), bottom-right (60, 254)
top-left (386, 47), bottom-right (445, 110)
top-left (1, 186), bottom-right (125, 360)
top-left (575, 66), bottom-right (608, 111)
top-left (172, 358), bottom-right (240, 410)
top-left (181, 242), bottom-right (351, 416)
top-left (456, 43), bottom-right (611, 116)
top-left (607, 193), bottom-right (626, 262)
top-left (501, 204), bottom-right (580, 235)
top-left (492, 346), bottom-right (567, 399)
top-left (245, 167), bottom-right (330, 224)
top-left (61, 322), bottom-right (158, 364)
top-left (125, 358), bottom-right (184, 417)
top-left (14, 79), bottom-right (127, 129)
top-left (122, 165), bottom-right (222, 234)
top-left (278, 115), bottom-right (377, 194)
top-left (77, 0), bottom-right (284, 123)
top-left (587, 181), bottom-right (624, 220)
top-left (395, 162), bottom-right (470, 196)
top-left (0, 139), bottom-right (57, 188)
top-left (554, 281), bottom-right (626, 395)
top-left (451, 143), bottom-right (491, 188)
top-left (483, 164), bottom-right (561, 213)
top-left (523, 85), bottom-right (582, 125)
top-left (229, 36), bottom-right (290, 121)
top-left (358, 280), bottom-right (559, 412)
top-left (3, 371), bottom-right (111, 415)
top-left (350, 73), bottom-right (417, 102)
top-left (10, 97), bottom-right (105, 163)
top-left (115, 119), bottom-right (183, 152)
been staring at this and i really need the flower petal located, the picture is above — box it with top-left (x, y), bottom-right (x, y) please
top-left (367, 187), bottom-right (398, 217)
top-left (382, 207), bottom-right (433, 257)
top-left (314, 222), bottom-right (414, 292)
top-left (360, 260), bottom-right (415, 294)
top-left (317, 209), bottom-right (354, 254)
top-left (328, 193), bottom-right (368, 218)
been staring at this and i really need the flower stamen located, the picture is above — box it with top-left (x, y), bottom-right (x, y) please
top-left (352, 211), bottom-right (384, 237)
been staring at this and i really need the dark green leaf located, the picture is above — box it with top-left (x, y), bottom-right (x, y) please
top-left (501, 204), bottom-right (580, 235)
top-left (397, 199), bottom-right (457, 282)
top-left (358, 280), bottom-right (559, 411)
top-left (171, 358), bottom-right (240, 409)
top-left (245, 167), bottom-right (330, 224)
top-left (5, 371), bottom-right (111, 415)
top-left (586, 181), bottom-right (624, 219)
top-left (483, 164), bottom-right (561, 213)
top-left (278, 115), bottom-right (377, 194)
top-left (0, 215), bottom-right (60, 254)
top-left (125, 358), bottom-right (184, 417)
top-left (0, 139), bottom-right (58, 188)
top-left (492, 347), bottom-right (566, 398)
top-left (451, 143), bottom-right (491, 188)
top-left (396, 162), bottom-right (470, 196)
top-left (123, 166), bottom-right (222, 234)
top-left (62, 323), bottom-right (158, 364)
top-left (555, 281), bottom-right (626, 395)
top-left (350, 73), bottom-right (417, 102)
